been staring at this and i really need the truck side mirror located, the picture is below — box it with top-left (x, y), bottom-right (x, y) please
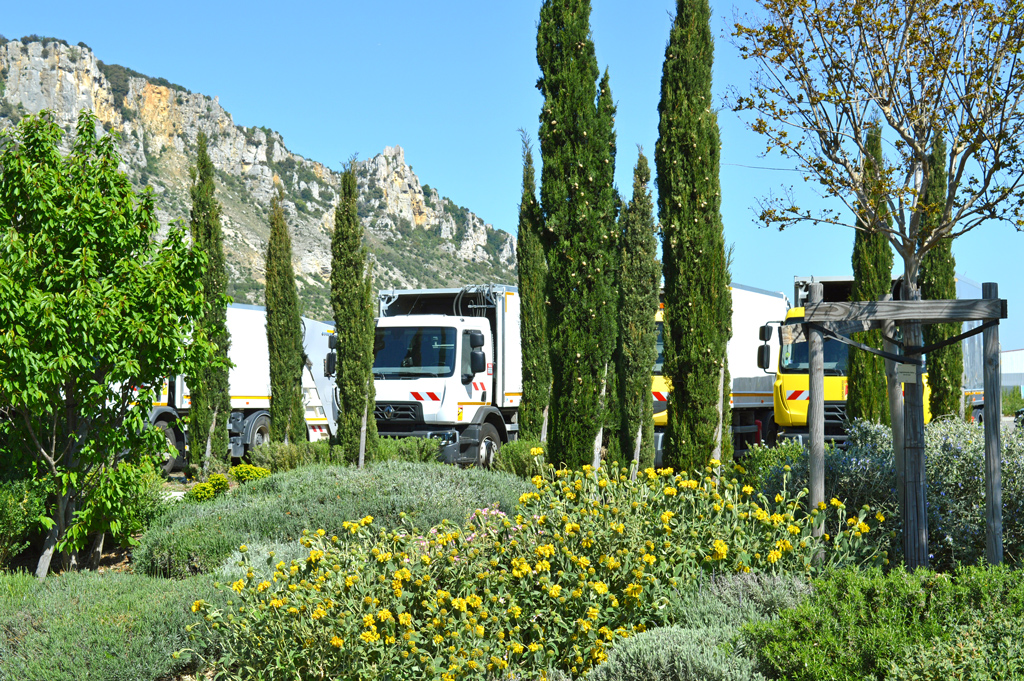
top-left (328, 334), bottom-right (337, 350)
top-left (759, 325), bottom-right (773, 342)
top-left (756, 345), bottom-right (771, 371)
top-left (471, 349), bottom-right (486, 375)
top-left (469, 331), bottom-right (485, 349)
top-left (325, 352), bottom-right (336, 377)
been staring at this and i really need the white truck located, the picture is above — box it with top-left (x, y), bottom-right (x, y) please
top-left (149, 304), bottom-right (338, 471)
top-left (367, 284), bottom-right (522, 465)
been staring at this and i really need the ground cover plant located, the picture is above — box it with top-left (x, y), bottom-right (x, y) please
top-left (134, 461), bottom-right (531, 578)
top-left (744, 565), bottom-right (1024, 681)
top-left (0, 570), bottom-right (220, 681)
top-left (762, 419), bottom-right (1024, 568)
top-left (183, 460), bottom-right (882, 680)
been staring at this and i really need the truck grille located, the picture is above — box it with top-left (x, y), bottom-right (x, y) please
top-left (374, 402), bottom-right (423, 422)
top-left (824, 401), bottom-right (847, 434)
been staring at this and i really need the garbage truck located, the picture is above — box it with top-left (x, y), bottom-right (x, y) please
top-left (367, 284), bottom-right (522, 465)
top-left (148, 304), bottom-right (338, 471)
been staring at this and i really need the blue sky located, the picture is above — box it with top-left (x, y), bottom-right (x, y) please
top-left (4, 0), bottom-right (1022, 348)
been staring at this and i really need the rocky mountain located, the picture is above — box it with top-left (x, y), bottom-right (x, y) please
top-left (0, 35), bottom-right (517, 320)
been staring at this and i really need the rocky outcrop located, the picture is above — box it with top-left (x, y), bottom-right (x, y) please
top-left (0, 36), bottom-right (516, 319)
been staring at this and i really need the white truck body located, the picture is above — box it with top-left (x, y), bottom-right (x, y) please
top-left (150, 304), bottom-right (338, 467)
top-left (373, 285), bottom-right (521, 464)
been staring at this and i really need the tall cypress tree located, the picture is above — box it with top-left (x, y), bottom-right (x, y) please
top-left (617, 151), bottom-right (660, 470)
top-left (516, 133), bottom-right (550, 441)
top-left (656, 0), bottom-right (733, 472)
top-left (919, 136), bottom-right (963, 419)
top-left (265, 185), bottom-right (306, 444)
top-left (188, 131), bottom-right (231, 473)
top-left (331, 164), bottom-right (378, 463)
top-left (536, 0), bottom-right (618, 468)
top-left (847, 124), bottom-right (893, 425)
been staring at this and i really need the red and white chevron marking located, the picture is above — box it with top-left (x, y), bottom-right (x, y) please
top-left (786, 390), bottom-right (809, 401)
top-left (472, 382), bottom-right (486, 391)
top-left (652, 391), bottom-right (668, 402)
top-left (411, 392), bottom-right (441, 402)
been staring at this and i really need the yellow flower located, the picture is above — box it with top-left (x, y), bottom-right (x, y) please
top-left (288, 607), bottom-right (299, 615)
top-left (330, 635), bottom-right (344, 648)
top-left (876, 511), bottom-right (886, 523)
top-left (709, 459), bottom-right (721, 467)
top-left (624, 583), bottom-right (642, 598)
top-left (311, 608), bottom-right (326, 620)
top-left (775, 493), bottom-right (784, 503)
top-left (742, 485), bottom-right (754, 495)
top-left (530, 447), bottom-right (544, 456)
top-left (591, 581), bottom-right (609, 595)
top-left (231, 579), bottom-right (246, 594)
top-left (360, 629), bottom-right (381, 643)
top-left (363, 614), bottom-right (376, 628)
top-left (642, 553), bottom-right (657, 565)
top-left (830, 498), bottom-right (843, 508)
top-left (399, 612), bottom-right (413, 626)
top-left (857, 521), bottom-right (870, 534)
top-left (663, 487), bottom-right (677, 497)
top-left (549, 584), bottom-right (562, 598)
top-left (711, 539), bottom-right (728, 560)
top-left (269, 598), bottom-right (284, 609)
top-left (787, 524), bottom-right (801, 535)
top-left (257, 580), bottom-right (271, 592)
top-left (191, 600), bottom-right (205, 613)
top-left (660, 510), bottom-right (675, 524)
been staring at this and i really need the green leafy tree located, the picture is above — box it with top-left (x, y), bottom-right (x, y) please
top-left (656, 0), bottom-right (733, 472)
top-left (188, 131), bottom-right (232, 475)
top-left (265, 185), bottom-right (306, 444)
top-left (332, 165), bottom-right (378, 464)
top-left (918, 136), bottom-right (963, 419)
top-left (0, 111), bottom-right (209, 577)
top-left (617, 151), bottom-right (660, 470)
top-left (516, 133), bottom-right (550, 441)
top-left (847, 124), bottom-right (893, 425)
top-left (536, 0), bottom-right (618, 468)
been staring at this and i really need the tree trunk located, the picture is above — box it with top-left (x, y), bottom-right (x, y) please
top-left (807, 283), bottom-right (825, 537)
top-left (712, 363), bottom-right (726, 461)
top-left (592, 362), bottom-right (609, 469)
top-left (86, 532), bottom-right (105, 571)
top-left (630, 423), bottom-right (643, 481)
top-left (540, 405), bottom-right (549, 443)
top-left (902, 281), bottom-right (929, 569)
top-left (202, 406), bottom-right (219, 479)
top-left (358, 398), bottom-right (368, 469)
top-left (35, 524), bottom-right (58, 580)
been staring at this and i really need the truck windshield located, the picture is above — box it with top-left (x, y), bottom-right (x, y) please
top-left (654, 321), bottom-right (664, 376)
top-left (779, 338), bottom-right (849, 375)
top-left (373, 326), bottom-right (457, 378)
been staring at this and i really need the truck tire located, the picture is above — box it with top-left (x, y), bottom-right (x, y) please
top-left (477, 423), bottom-right (501, 469)
top-left (156, 420), bottom-right (183, 474)
top-left (248, 414), bottom-right (271, 454)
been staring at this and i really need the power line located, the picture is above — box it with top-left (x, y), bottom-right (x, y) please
top-left (723, 162), bottom-right (801, 172)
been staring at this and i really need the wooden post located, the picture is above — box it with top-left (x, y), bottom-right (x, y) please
top-left (882, 308), bottom-right (906, 543)
top-left (902, 285), bottom-right (929, 569)
top-left (983, 282), bottom-right (1003, 565)
top-left (807, 283), bottom-right (825, 535)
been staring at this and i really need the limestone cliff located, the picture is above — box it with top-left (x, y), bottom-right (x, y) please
top-left (0, 36), bottom-right (517, 320)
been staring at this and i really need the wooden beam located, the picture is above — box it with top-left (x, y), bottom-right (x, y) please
top-left (781, 319), bottom-right (880, 345)
top-left (983, 283), bottom-right (1004, 565)
top-left (804, 298), bottom-right (1006, 324)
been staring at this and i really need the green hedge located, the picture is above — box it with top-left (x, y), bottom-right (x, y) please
top-left (744, 565), bottom-right (1024, 681)
top-left (494, 438), bottom-right (547, 478)
top-left (0, 570), bottom-right (219, 681)
top-left (249, 437), bottom-right (441, 472)
top-left (133, 461), bottom-right (531, 578)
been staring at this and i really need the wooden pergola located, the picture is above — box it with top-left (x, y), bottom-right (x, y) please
top-left (795, 282), bottom-right (1007, 569)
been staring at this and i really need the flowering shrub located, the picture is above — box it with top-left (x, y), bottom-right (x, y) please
top-left (183, 461), bottom-right (881, 679)
top-left (185, 482), bottom-right (216, 503)
top-left (229, 464), bottom-right (271, 483)
top-left (208, 474), bottom-right (230, 495)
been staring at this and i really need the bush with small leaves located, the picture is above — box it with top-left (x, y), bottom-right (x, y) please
top-left (207, 474), bottom-right (229, 495)
top-left (494, 439), bottom-right (547, 478)
top-left (229, 464), bottom-right (271, 483)
top-left (185, 482), bottom-right (216, 503)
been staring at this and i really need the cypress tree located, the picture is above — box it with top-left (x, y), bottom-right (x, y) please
top-left (536, 0), bottom-right (618, 468)
top-left (656, 0), bottom-right (733, 472)
top-left (188, 131), bottom-right (232, 473)
top-left (847, 123), bottom-right (893, 425)
top-left (919, 136), bottom-right (963, 419)
top-left (516, 133), bottom-right (550, 441)
top-left (265, 185), bottom-right (306, 444)
top-left (617, 150), bottom-right (660, 470)
top-left (331, 165), bottom-right (378, 463)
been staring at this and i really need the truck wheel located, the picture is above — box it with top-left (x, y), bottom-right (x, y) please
top-left (763, 416), bottom-right (778, 447)
top-left (477, 423), bottom-right (501, 469)
top-left (156, 420), bottom-right (183, 474)
top-left (248, 414), bottom-right (271, 452)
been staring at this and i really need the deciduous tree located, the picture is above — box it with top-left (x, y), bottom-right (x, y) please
top-left (265, 185), bottom-right (306, 444)
top-left (332, 164), bottom-right (378, 464)
top-left (188, 130), bottom-right (231, 475)
top-left (732, 0), bottom-right (1024, 567)
top-left (657, 0), bottom-right (733, 472)
top-left (0, 111), bottom-right (209, 577)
